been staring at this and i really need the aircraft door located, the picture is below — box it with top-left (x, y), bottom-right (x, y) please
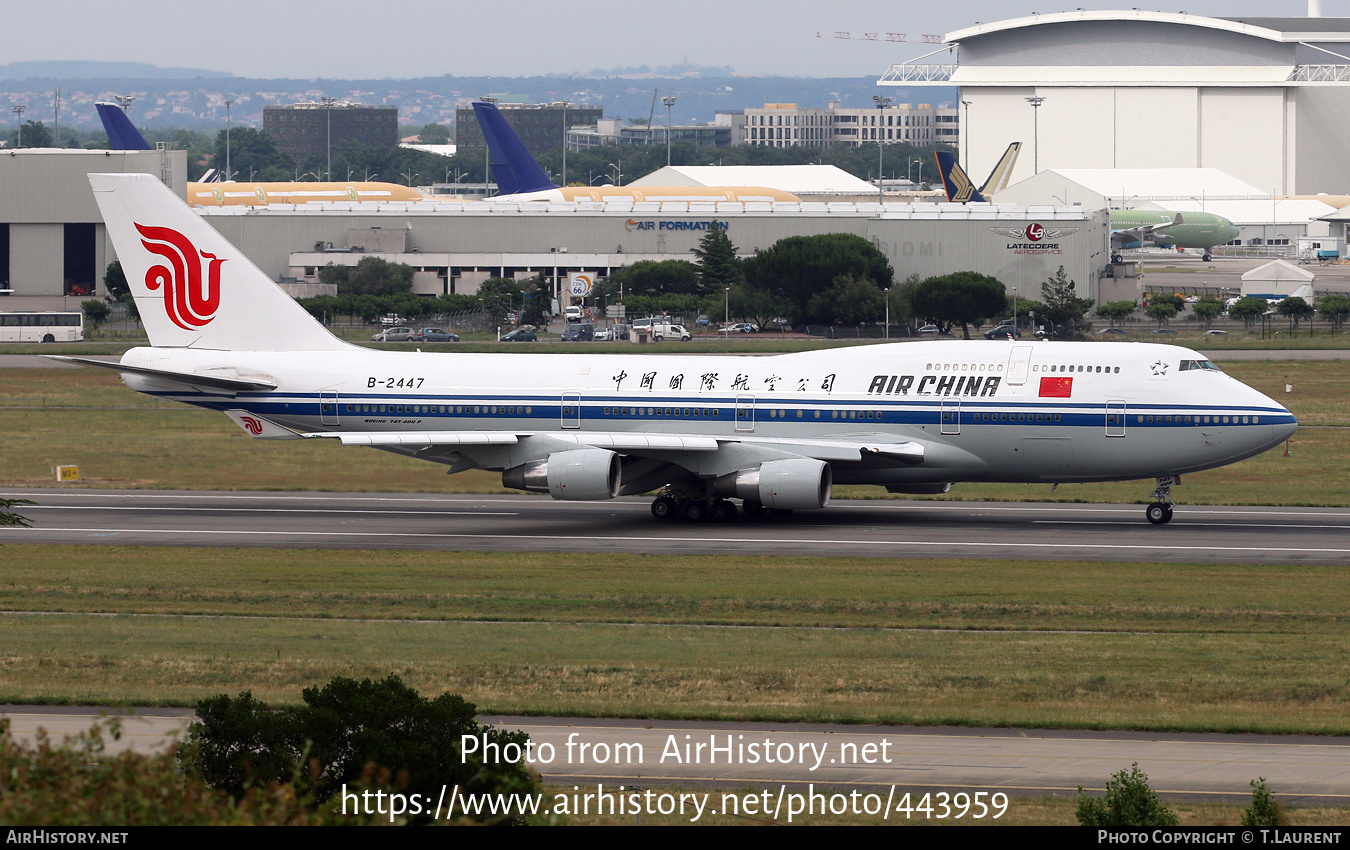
top-left (940, 398), bottom-right (961, 435)
top-left (1106, 400), bottom-right (1126, 437)
top-left (1006, 346), bottom-right (1033, 386)
top-left (735, 394), bottom-right (755, 432)
top-left (561, 392), bottom-right (581, 429)
top-left (320, 391), bottom-right (339, 426)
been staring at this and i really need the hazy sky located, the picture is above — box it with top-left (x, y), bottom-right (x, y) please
top-left (11, 0), bottom-right (1332, 79)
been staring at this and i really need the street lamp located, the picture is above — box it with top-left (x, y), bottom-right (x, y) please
top-left (724, 286), bottom-right (730, 326)
top-left (885, 287), bottom-right (890, 339)
top-left (224, 98), bottom-right (233, 182)
top-left (11, 105), bottom-right (24, 147)
top-left (320, 96), bottom-right (336, 181)
top-left (1025, 95), bottom-right (1045, 174)
top-left (662, 95), bottom-right (679, 167)
top-left (872, 95), bottom-right (892, 204)
top-left (607, 160), bottom-right (622, 186)
top-left (961, 99), bottom-right (971, 169)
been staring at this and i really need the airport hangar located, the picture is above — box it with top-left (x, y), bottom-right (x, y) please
top-left (0, 150), bottom-right (1109, 306)
top-left (881, 10), bottom-right (1350, 196)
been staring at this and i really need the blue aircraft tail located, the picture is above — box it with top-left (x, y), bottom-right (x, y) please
top-left (472, 102), bottom-right (559, 196)
top-left (95, 102), bottom-right (150, 151)
top-left (934, 151), bottom-right (987, 203)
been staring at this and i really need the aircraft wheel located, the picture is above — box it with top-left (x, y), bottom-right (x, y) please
top-left (742, 499), bottom-right (764, 517)
top-left (1202, 253), bottom-right (1213, 262)
top-left (651, 496), bottom-right (677, 520)
top-left (710, 500), bottom-right (738, 522)
top-left (681, 500), bottom-right (709, 522)
top-left (1111, 253), bottom-right (1123, 264)
top-left (1146, 502), bottom-right (1173, 525)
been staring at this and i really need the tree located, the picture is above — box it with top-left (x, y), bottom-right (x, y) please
top-left (477, 277), bottom-right (521, 327)
top-left (1317, 294), bottom-right (1350, 330)
top-left (415, 123), bottom-right (451, 145)
top-left (519, 273), bottom-right (553, 326)
top-left (9, 120), bottom-right (53, 149)
top-left (1040, 266), bottom-right (1093, 338)
top-left (81, 299), bottom-right (110, 332)
top-left (690, 223), bottom-right (742, 293)
top-left (1095, 300), bottom-right (1135, 327)
top-left (318, 257), bottom-right (414, 296)
top-left (911, 271), bottom-right (1008, 339)
top-left (180, 675), bottom-right (540, 825)
top-left (1276, 296), bottom-right (1314, 329)
top-left (1146, 301), bottom-right (1179, 327)
top-left (0, 498), bottom-right (34, 528)
top-left (742, 233), bottom-right (893, 324)
top-left (1242, 778), bottom-right (1286, 827)
top-left (1075, 763), bottom-right (1179, 827)
top-left (102, 261), bottom-right (129, 301)
top-left (1228, 296), bottom-right (1268, 329)
top-left (212, 127), bottom-right (293, 181)
top-left (807, 274), bottom-right (886, 325)
top-left (607, 260), bottom-right (701, 298)
top-left (1191, 297), bottom-right (1224, 328)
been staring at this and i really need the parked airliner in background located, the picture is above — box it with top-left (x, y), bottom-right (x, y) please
top-left (934, 151), bottom-right (1240, 262)
top-left (58, 173), bottom-right (1296, 525)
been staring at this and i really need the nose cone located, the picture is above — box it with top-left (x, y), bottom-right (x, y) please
top-left (1256, 387), bottom-right (1298, 447)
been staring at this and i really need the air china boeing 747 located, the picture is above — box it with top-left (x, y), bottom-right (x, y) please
top-left (59, 173), bottom-right (1296, 525)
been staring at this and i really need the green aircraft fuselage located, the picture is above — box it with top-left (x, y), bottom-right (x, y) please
top-left (1110, 209), bottom-right (1240, 251)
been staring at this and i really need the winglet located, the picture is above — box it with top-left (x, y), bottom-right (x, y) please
top-left (95, 102), bottom-right (151, 151)
top-left (472, 102), bottom-right (560, 196)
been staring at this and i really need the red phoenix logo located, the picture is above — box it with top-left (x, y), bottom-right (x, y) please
top-left (1025, 223), bottom-right (1045, 242)
top-left (240, 416), bottom-right (264, 436)
top-left (135, 223), bottom-right (226, 330)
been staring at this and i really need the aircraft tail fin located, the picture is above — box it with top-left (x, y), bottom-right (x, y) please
top-left (472, 102), bottom-right (559, 196)
top-left (979, 142), bottom-right (1022, 196)
top-left (89, 173), bottom-right (345, 351)
top-left (95, 102), bottom-right (151, 151)
top-left (934, 151), bottom-right (987, 203)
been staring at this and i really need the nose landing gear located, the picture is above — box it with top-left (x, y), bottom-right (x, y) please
top-left (1145, 475), bottom-right (1179, 524)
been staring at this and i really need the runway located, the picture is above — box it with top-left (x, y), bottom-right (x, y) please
top-left (2, 707), bottom-right (1345, 806)
top-left (3, 487), bottom-right (1350, 564)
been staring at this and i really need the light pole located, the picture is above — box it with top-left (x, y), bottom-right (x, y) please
top-left (724, 286), bottom-right (730, 326)
top-left (1025, 95), bottom-right (1045, 174)
top-left (662, 95), bottom-right (678, 167)
top-left (885, 287), bottom-right (890, 339)
top-left (11, 105), bottom-right (24, 147)
top-left (872, 96), bottom-right (891, 204)
top-left (607, 160), bottom-right (622, 186)
top-left (320, 96), bottom-right (336, 181)
top-left (224, 98), bottom-right (233, 181)
top-left (961, 99), bottom-right (972, 175)
top-left (559, 100), bottom-right (570, 186)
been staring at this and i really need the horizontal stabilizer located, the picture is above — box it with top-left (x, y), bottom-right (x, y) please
top-left (46, 355), bottom-right (277, 394)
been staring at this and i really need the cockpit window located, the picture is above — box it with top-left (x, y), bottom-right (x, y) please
top-left (1179, 359), bottom-right (1222, 373)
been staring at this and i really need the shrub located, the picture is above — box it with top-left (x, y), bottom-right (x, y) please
top-left (1075, 763), bottom-right (1179, 827)
top-left (1242, 777), bottom-right (1286, 827)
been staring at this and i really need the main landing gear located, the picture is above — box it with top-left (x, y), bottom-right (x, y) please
top-left (650, 491), bottom-right (785, 522)
top-left (1202, 252), bottom-right (1213, 262)
top-left (1145, 475), bottom-right (1180, 525)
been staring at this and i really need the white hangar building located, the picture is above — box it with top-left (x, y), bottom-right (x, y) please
top-left (880, 10), bottom-right (1350, 196)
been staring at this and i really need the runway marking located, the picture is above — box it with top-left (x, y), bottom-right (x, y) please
top-left (5, 526), bottom-right (1350, 556)
top-left (1035, 520), bottom-right (1350, 530)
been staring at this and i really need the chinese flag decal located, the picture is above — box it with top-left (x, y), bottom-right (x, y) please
top-left (1039, 376), bottom-right (1073, 398)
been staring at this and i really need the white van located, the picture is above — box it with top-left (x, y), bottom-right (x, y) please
top-left (648, 322), bottom-right (692, 342)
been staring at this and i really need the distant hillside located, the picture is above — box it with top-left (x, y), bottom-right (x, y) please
top-left (0, 61), bottom-right (231, 80)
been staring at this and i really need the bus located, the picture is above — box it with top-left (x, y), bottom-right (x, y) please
top-left (0, 312), bottom-right (85, 343)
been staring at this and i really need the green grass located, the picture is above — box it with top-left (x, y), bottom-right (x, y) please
top-left (0, 546), bottom-right (1345, 734)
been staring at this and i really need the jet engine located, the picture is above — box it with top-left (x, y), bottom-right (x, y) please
top-left (502, 448), bottom-right (621, 501)
top-left (715, 458), bottom-right (832, 510)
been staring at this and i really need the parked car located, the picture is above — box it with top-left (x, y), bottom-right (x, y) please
top-left (649, 322), bottom-right (692, 342)
top-left (379, 314), bottom-right (405, 327)
top-left (564, 305), bottom-right (583, 322)
top-left (561, 322), bottom-right (595, 342)
top-left (1204, 329), bottom-right (1229, 336)
top-left (592, 327), bottom-right (614, 342)
top-left (501, 327), bottom-right (537, 342)
top-left (918, 324), bottom-right (942, 335)
top-left (1094, 327), bottom-right (1128, 336)
top-left (1152, 328), bottom-right (1179, 335)
top-left (719, 322), bottom-right (759, 334)
top-left (415, 328), bottom-right (459, 342)
top-left (983, 325), bottom-right (1022, 339)
top-left (371, 326), bottom-right (416, 342)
